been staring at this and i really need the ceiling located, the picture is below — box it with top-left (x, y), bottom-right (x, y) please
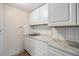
top-left (8, 3), bottom-right (45, 13)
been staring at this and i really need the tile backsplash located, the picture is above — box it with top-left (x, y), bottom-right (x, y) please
top-left (31, 25), bottom-right (51, 36)
top-left (52, 27), bottom-right (79, 43)
top-left (30, 25), bottom-right (79, 43)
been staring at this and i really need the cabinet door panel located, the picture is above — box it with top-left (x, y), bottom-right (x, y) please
top-left (24, 37), bottom-right (31, 53)
top-left (49, 3), bottom-right (69, 22)
top-left (24, 37), bottom-right (31, 54)
top-left (39, 4), bottom-right (48, 24)
top-left (48, 46), bottom-right (72, 56)
top-left (49, 3), bottom-right (76, 26)
top-left (35, 40), bottom-right (48, 56)
top-left (30, 39), bottom-right (35, 56)
top-left (24, 37), bottom-right (35, 56)
top-left (29, 8), bottom-right (39, 25)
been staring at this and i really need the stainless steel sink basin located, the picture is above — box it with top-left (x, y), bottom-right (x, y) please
top-left (27, 33), bottom-right (40, 36)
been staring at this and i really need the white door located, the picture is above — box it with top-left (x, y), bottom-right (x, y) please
top-left (0, 3), bottom-right (4, 56)
top-left (48, 3), bottom-right (76, 26)
top-left (39, 4), bottom-right (48, 24)
top-left (29, 8), bottom-right (39, 25)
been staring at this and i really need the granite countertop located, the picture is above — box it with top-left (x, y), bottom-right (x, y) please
top-left (48, 39), bottom-right (79, 55)
top-left (24, 34), bottom-right (79, 55)
top-left (25, 34), bottom-right (50, 43)
top-left (33, 35), bottom-right (50, 42)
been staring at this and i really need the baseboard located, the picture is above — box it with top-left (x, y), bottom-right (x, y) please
top-left (24, 49), bottom-right (31, 56)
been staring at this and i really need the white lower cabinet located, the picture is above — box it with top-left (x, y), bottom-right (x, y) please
top-left (24, 36), bottom-right (35, 56)
top-left (35, 40), bottom-right (48, 56)
top-left (24, 36), bottom-right (74, 56)
top-left (48, 45), bottom-right (73, 56)
top-left (28, 38), bottom-right (35, 56)
top-left (48, 46), bottom-right (63, 56)
top-left (24, 36), bottom-right (48, 56)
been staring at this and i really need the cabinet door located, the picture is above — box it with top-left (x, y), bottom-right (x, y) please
top-left (29, 8), bottom-right (39, 25)
top-left (29, 38), bottom-right (35, 56)
top-left (48, 3), bottom-right (76, 26)
top-left (39, 4), bottom-right (48, 24)
top-left (0, 4), bottom-right (4, 56)
top-left (35, 40), bottom-right (48, 56)
top-left (24, 37), bottom-right (30, 53)
top-left (48, 46), bottom-right (72, 56)
top-left (24, 37), bottom-right (35, 56)
top-left (48, 47), bottom-right (62, 56)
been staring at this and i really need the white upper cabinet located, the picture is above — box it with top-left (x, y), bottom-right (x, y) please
top-left (29, 8), bottom-right (39, 25)
top-left (29, 4), bottom-right (48, 25)
top-left (39, 4), bottom-right (48, 24)
top-left (48, 3), bottom-right (77, 26)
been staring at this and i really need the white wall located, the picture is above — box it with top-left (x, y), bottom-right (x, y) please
top-left (3, 4), bottom-right (29, 55)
